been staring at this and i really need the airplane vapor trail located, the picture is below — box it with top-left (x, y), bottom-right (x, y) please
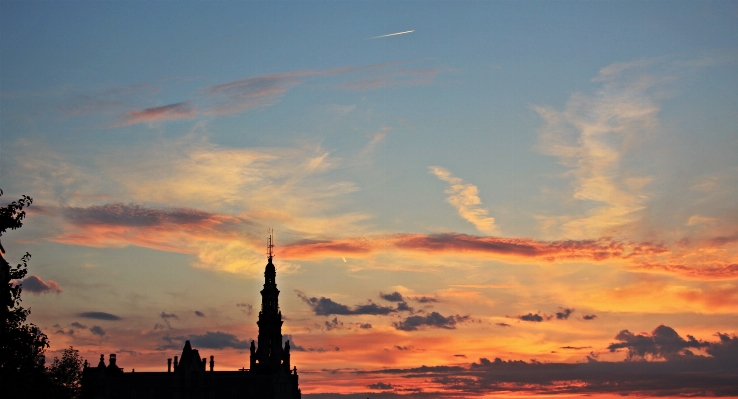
top-left (371, 30), bottom-right (414, 39)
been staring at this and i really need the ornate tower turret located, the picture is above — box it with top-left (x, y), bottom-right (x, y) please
top-left (251, 233), bottom-right (286, 372)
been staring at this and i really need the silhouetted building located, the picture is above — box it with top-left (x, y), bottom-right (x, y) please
top-left (81, 241), bottom-right (300, 399)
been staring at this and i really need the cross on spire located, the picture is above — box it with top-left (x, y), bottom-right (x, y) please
top-left (267, 229), bottom-right (274, 261)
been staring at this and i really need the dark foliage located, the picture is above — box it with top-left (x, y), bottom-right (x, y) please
top-left (0, 189), bottom-right (53, 395)
top-left (1, 189), bottom-right (85, 397)
top-left (48, 347), bottom-right (85, 398)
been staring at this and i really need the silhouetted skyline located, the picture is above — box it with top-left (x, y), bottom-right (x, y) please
top-left (1, 1), bottom-right (737, 397)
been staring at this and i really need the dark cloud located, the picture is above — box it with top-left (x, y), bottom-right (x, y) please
top-left (454, 354), bottom-right (467, 358)
top-left (706, 333), bottom-right (738, 363)
top-left (64, 203), bottom-right (214, 227)
top-left (158, 312), bottom-right (178, 329)
top-left (555, 308), bottom-right (574, 320)
top-left (188, 331), bottom-right (251, 350)
top-left (357, 325), bottom-right (738, 397)
top-left (90, 326), bottom-right (106, 336)
top-left (583, 314), bottom-right (597, 320)
top-left (19, 275), bottom-right (62, 295)
top-left (291, 345), bottom-right (329, 353)
top-left (367, 382), bottom-right (394, 390)
top-left (560, 346), bottom-right (591, 350)
top-left (77, 311), bottom-right (121, 321)
top-left (496, 322), bottom-right (511, 327)
top-left (358, 323), bottom-right (372, 329)
top-left (607, 325), bottom-right (710, 360)
top-left (156, 334), bottom-right (187, 351)
top-left (194, 311), bottom-right (205, 317)
top-left (394, 346), bottom-right (412, 351)
top-left (518, 312), bottom-right (544, 322)
top-left (116, 349), bottom-right (138, 356)
top-left (362, 364), bottom-right (465, 375)
top-left (396, 302), bottom-right (414, 312)
top-left (414, 296), bottom-right (439, 303)
top-left (296, 291), bottom-right (402, 316)
top-left (236, 303), bottom-right (253, 315)
top-left (71, 322), bottom-right (87, 329)
top-left (282, 334), bottom-right (330, 353)
top-left (379, 292), bottom-right (404, 302)
top-left (393, 312), bottom-right (470, 331)
top-left (324, 317), bottom-right (344, 331)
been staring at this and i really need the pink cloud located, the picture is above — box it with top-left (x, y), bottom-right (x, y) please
top-left (51, 203), bottom-right (250, 254)
top-left (18, 275), bottom-right (62, 295)
top-left (282, 233), bottom-right (668, 263)
top-left (119, 101), bottom-right (195, 126)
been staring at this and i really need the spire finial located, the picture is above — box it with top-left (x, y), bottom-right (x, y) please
top-left (267, 229), bottom-right (274, 261)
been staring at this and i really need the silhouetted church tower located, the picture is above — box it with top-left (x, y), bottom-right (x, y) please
top-left (81, 232), bottom-right (300, 398)
top-left (251, 233), bottom-right (291, 373)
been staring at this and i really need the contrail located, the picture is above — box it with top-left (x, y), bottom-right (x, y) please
top-left (371, 30), bottom-right (414, 39)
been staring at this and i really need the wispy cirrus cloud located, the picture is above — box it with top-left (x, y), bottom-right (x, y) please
top-left (119, 101), bottom-right (195, 126)
top-left (59, 83), bottom-right (160, 116)
top-left (16, 137), bottom-right (372, 274)
top-left (339, 68), bottom-right (440, 91)
top-left (535, 60), bottom-right (662, 239)
top-left (108, 61), bottom-right (442, 125)
top-left (430, 167), bottom-right (497, 235)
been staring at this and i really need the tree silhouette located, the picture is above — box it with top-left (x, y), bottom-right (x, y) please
top-left (0, 189), bottom-right (52, 396)
top-left (48, 346), bottom-right (85, 398)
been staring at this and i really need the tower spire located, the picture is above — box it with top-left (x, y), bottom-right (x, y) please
top-left (267, 229), bottom-right (274, 261)
top-left (253, 230), bottom-right (284, 372)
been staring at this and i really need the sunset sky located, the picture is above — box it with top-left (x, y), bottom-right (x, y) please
top-left (1, 1), bottom-right (737, 397)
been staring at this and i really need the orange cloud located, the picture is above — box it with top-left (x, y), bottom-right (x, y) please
top-left (632, 263), bottom-right (738, 280)
top-left (281, 233), bottom-right (738, 281)
top-left (51, 203), bottom-right (252, 255)
top-left (283, 233), bottom-right (667, 263)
